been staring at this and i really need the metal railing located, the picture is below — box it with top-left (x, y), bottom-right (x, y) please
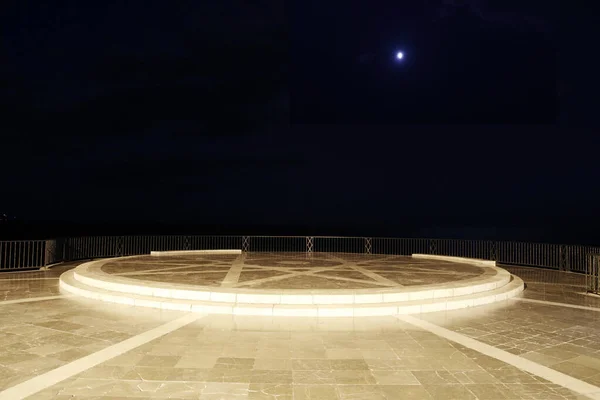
top-left (588, 254), bottom-right (600, 294)
top-left (2, 235), bottom-right (600, 274)
top-left (62, 235), bottom-right (242, 261)
top-left (0, 240), bottom-right (53, 270)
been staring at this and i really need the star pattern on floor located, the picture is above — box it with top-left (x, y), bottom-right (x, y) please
top-left (101, 253), bottom-right (486, 290)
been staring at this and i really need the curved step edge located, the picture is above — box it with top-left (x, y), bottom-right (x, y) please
top-left (60, 271), bottom-right (524, 317)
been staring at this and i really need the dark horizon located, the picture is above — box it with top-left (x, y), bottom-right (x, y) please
top-left (3, 215), bottom-right (600, 248)
top-left (1, 1), bottom-right (594, 246)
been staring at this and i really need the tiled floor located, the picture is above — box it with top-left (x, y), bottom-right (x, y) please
top-left (100, 253), bottom-right (486, 289)
top-left (0, 265), bottom-right (68, 301)
top-left (1, 259), bottom-right (599, 399)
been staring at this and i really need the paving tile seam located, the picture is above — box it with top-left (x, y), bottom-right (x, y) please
top-left (0, 268), bottom-right (48, 274)
top-left (0, 278), bottom-right (60, 281)
top-left (23, 324), bottom-right (130, 344)
top-left (228, 265), bottom-right (398, 289)
top-left (318, 254), bottom-right (403, 286)
top-left (523, 282), bottom-right (587, 286)
top-left (510, 297), bottom-right (600, 312)
top-left (48, 378), bottom-right (564, 385)
top-left (348, 265), bottom-right (401, 287)
top-left (396, 314), bottom-right (600, 400)
top-left (0, 295), bottom-right (71, 306)
top-left (231, 268), bottom-right (398, 289)
top-left (0, 313), bottom-right (206, 400)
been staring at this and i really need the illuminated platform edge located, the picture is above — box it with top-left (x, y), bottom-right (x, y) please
top-left (59, 252), bottom-right (524, 317)
top-left (150, 249), bottom-right (242, 256)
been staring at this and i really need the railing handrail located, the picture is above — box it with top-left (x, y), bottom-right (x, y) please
top-left (0, 239), bottom-right (48, 243)
top-left (1, 235), bottom-right (598, 248)
top-left (2, 235), bottom-right (589, 248)
top-left (2, 235), bottom-right (600, 274)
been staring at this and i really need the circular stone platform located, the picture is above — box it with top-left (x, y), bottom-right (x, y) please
top-left (59, 251), bottom-right (524, 317)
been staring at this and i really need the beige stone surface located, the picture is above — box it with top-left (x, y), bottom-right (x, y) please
top-left (1, 259), bottom-right (599, 399)
top-left (99, 253), bottom-right (487, 289)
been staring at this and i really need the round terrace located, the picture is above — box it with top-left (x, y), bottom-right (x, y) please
top-left (1, 235), bottom-right (600, 399)
top-left (59, 251), bottom-right (523, 317)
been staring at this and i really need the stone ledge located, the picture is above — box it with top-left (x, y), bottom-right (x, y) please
top-left (59, 270), bottom-right (524, 317)
top-left (150, 249), bottom-right (242, 256)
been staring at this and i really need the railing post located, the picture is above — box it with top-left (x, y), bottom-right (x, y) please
top-left (595, 256), bottom-right (600, 293)
top-left (44, 240), bottom-right (54, 266)
top-left (306, 237), bottom-right (314, 253)
top-left (587, 254), bottom-right (599, 294)
top-left (117, 236), bottom-right (125, 257)
top-left (428, 239), bottom-right (437, 255)
top-left (44, 241), bottom-right (49, 266)
top-left (490, 241), bottom-right (498, 261)
top-left (559, 245), bottom-right (571, 272)
top-left (364, 237), bottom-right (372, 255)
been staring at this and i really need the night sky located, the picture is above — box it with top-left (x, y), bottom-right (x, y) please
top-left (0, 1), bottom-right (596, 240)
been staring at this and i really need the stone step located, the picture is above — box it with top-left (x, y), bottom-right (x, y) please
top-left (71, 258), bottom-right (512, 306)
top-left (59, 270), bottom-right (524, 317)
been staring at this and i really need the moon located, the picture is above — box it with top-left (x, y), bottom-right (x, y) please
top-left (396, 52), bottom-right (404, 60)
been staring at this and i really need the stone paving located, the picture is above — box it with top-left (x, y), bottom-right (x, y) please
top-left (99, 253), bottom-right (487, 289)
top-left (0, 259), bottom-right (599, 399)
